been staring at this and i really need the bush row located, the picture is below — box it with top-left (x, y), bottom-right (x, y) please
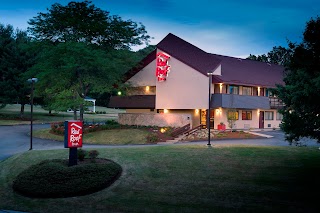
top-left (50, 120), bottom-right (174, 136)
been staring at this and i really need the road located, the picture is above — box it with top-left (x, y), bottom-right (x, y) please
top-left (0, 124), bottom-right (319, 161)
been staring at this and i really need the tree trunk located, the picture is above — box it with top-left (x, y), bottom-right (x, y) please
top-left (49, 109), bottom-right (52, 115)
top-left (20, 104), bottom-right (25, 119)
top-left (73, 108), bottom-right (77, 120)
top-left (80, 103), bottom-right (84, 121)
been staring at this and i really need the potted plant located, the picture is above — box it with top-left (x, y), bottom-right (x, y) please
top-left (218, 122), bottom-right (226, 131)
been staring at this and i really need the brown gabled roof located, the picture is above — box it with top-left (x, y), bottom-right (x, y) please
top-left (108, 95), bottom-right (155, 109)
top-left (211, 54), bottom-right (284, 88)
top-left (157, 33), bottom-right (221, 76)
top-left (123, 49), bottom-right (156, 82)
top-left (124, 33), bottom-right (284, 88)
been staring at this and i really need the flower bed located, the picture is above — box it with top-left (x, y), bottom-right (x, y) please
top-left (180, 129), bottom-right (261, 141)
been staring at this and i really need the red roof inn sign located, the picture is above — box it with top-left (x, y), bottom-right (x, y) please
top-left (64, 120), bottom-right (83, 148)
top-left (156, 52), bottom-right (171, 82)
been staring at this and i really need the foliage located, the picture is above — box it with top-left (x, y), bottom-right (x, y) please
top-left (12, 159), bottom-right (122, 198)
top-left (88, 150), bottom-right (100, 162)
top-left (273, 16), bottom-right (320, 143)
top-left (146, 132), bottom-right (160, 143)
top-left (77, 149), bottom-right (87, 161)
top-left (27, 0), bottom-right (150, 50)
top-left (226, 109), bottom-right (237, 130)
top-left (26, 42), bottom-right (123, 120)
top-left (247, 46), bottom-right (292, 66)
top-left (26, 1), bottom-right (152, 119)
top-left (50, 122), bottom-right (64, 135)
top-left (0, 24), bottom-right (37, 117)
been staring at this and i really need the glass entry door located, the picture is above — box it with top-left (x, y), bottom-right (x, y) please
top-left (200, 109), bottom-right (214, 128)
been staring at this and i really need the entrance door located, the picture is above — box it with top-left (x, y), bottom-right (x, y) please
top-left (259, 111), bottom-right (264, 129)
top-left (200, 109), bottom-right (214, 128)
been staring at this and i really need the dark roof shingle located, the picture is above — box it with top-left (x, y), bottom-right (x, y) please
top-left (157, 33), bottom-right (221, 76)
top-left (211, 54), bottom-right (284, 87)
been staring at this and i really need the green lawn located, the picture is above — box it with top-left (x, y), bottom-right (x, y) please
top-left (0, 104), bottom-right (124, 124)
top-left (33, 128), bottom-right (150, 144)
top-left (1, 145), bottom-right (319, 212)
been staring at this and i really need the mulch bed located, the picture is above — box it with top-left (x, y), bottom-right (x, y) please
top-left (180, 130), bottom-right (263, 141)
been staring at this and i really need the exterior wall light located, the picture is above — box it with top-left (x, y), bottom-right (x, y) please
top-left (146, 86), bottom-right (150, 92)
top-left (195, 109), bottom-right (199, 114)
top-left (117, 91), bottom-right (122, 96)
top-left (164, 109), bottom-right (169, 113)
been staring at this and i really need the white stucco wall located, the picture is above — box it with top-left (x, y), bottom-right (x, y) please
top-left (126, 60), bottom-right (156, 87)
top-left (263, 110), bottom-right (282, 129)
top-left (214, 108), bottom-right (281, 129)
top-left (156, 50), bottom-right (215, 109)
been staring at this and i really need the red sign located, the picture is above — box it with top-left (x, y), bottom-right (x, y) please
top-left (156, 52), bottom-right (171, 82)
top-left (64, 121), bottom-right (83, 148)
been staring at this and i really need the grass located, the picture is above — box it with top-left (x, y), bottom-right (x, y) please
top-left (33, 128), bottom-right (151, 145)
top-left (0, 104), bottom-right (124, 124)
top-left (1, 145), bottom-right (320, 212)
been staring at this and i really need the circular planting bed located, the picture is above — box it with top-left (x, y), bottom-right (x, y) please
top-left (12, 159), bottom-right (122, 198)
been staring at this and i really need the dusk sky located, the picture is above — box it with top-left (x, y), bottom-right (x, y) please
top-left (1, 0), bottom-right (319, 58)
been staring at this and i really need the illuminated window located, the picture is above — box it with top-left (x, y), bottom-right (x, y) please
top-left (227, 110), bottom-right (239, 120)
top-left (242, 111), bottom-right (252, 120)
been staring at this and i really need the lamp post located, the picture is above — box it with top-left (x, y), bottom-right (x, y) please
top-left (207, 72), bottom-right (214, 146)
top-left (27, 78), bottom-right (38, 150)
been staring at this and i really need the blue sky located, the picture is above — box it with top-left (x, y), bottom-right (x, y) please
top-left (1, 0), bottom-right (319, 58)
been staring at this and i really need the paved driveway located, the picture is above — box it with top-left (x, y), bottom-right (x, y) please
top-left (0, 124), bottom-right (63, 161)
top-left (0, 125), bottom-right (319, 161)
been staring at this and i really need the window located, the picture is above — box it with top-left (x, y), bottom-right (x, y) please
top-left (242, 111), bottom-right (252, 120)
top-left (276, 112), bottom-right (283, 120)
top-left (265, 111), bottom-right (274, 120)
top-left (242, 86), bottom-right (252, 96)
top-left (227, 110), bottom-right (239, 120)
top-left (229, 85), bottom-right (239, 94)
top-left (214, 84), bottom-right (220, 93)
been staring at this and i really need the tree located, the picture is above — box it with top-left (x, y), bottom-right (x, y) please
top-left (274, 16), bottom-right (320, 144)
top-left (27, 1), bottom-right (152, 119)
top-left (26, 42), bottom-right (136, 120)
top-left (247, 46), bottom-right (292, 66)
top-left (0, 24), bottom-right (36, 117)
top-left (247, 53), bottom-right (268, 63)
top-left (27, 0), bottom-right (150, 50)
top-left (226, 109), bottom-right (237, 131)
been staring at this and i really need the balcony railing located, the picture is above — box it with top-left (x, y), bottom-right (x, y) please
top-left (211, 94), bottom-right (270, 109)
top-left (269, 97), bottom-right (285, 109)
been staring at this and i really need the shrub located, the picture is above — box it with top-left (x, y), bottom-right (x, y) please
top-left (147, 133), bottom-right (160, 143)
top-left (88, 150), bottom-right (100, 160)
top-left (77, 149), bottom-right (87, 161)
top-left (12, 159), bottom-right (122, 198)
top-left (50, 122), bottom-right (65, 135)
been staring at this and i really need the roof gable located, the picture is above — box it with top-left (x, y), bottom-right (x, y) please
top-left (157, 33), bottom-right (221, 76)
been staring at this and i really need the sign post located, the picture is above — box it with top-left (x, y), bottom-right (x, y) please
top-left (64, 120), bottom-right (83, 166)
